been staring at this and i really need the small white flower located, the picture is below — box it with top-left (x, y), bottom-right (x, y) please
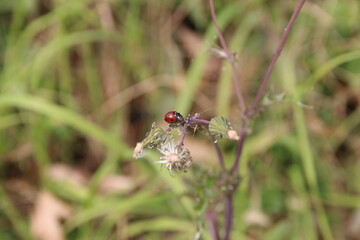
top-left (154, 141), bottom-right (193, 176)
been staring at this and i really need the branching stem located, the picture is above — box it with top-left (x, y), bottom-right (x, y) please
top-left (208, 0), bottom-right (247, 113)
top-left (248, 0), bottom-right (306, 114)
top-left (206, 210), bottom-right (221, 240)
top-left (190, 116), bottom-right (225, 170)
top-left (223, 194), bottom-right (234, 240)
top-left (205, 0), bottom-right (307, 240)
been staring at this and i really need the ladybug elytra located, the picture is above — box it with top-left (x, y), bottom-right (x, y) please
top-left (164, 111), bottom-right (184, 123)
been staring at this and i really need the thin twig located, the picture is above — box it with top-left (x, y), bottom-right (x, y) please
top-left (248, 0), bottom-right (306, 114)
top-left (208, 0), bottom-right (247, 113)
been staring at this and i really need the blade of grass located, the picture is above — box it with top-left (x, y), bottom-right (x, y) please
top-left (330, 108), bottom-right (360, 149)
top-left (127, 217), bottom-right (194, 238)
top-left (216, 9), bottom-right (259, 117)
top-left (29, 118), bottom-right (52, 180)
top-left (293, 104), bottom-right (333, 240)
top-left (66, 190), bottom-right (153, 230)
top-left (262, 221), bottom-right (291, 240)
top-left (0, 114), bottom-right (21, 130)
top-left (278, 50), bottom-right (333, 239)
top-left (148, 152), bottom-right (196, 218)
top-left (4, 0), bottom-right (91, 68)
top-left (80, 44), bottom-right (103, 109)
top-left (6, 0), bottom-right (26, 46)
top-left (288, 166), bottom-right (317, 240)
top-left (176, 2), bottom-right (242, 114)
top-left (299, 50), bottom-right (360, 92)
top-left (0, 94), bottom-right (131, 157)
top-left (280, 51), bottom-right (334, 240)
top-left (0, 186), bottom-right (34, 240)
top-left (28, 30), bottom-right (120, 90)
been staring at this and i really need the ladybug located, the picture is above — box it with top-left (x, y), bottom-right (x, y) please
top-left (164, 111), bottom-right (184, 123)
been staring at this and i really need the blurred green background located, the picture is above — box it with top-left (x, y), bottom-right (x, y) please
top-left (0, 0), bottom-right (359, 239)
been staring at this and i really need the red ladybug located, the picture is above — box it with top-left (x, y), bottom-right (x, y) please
top-left (164, 111), bottom-right (184, 123)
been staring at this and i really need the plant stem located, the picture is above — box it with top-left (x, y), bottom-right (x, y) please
top-left (231, 127), bottom-right (248, 174)
top-left (206, 210), bottom-right (221, 240)
top-left (189, 116), bottom-right (225, 170)
top-left (177, 121), bottom-right (189, 147)
top-left (176, 117), bottom-right (207, 148)
top-left (205, 127), bottom-right (225, 170)
top-left (232, 0), bottom-right (306, 175)
top-left (206, 0), bottom-right (307, 239)
top-left (208, 0), bottom-right (247, 113)
top-left (248, 0), bottom-right (306, 114)
top-left (223, 193), bottom-right (234, 240)
top-left (189, 118), bottom-right (210, 125)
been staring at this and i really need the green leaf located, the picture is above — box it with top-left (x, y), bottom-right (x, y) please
top-left (208, 116), bottom-right (232, 140)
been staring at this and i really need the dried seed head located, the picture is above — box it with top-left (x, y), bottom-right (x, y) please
top-left (133, 123), bottom-right (173, 159)
top-left (141, 123), bottom-right (167, 149)
top-left (154, 141), bottom-right (193, 176)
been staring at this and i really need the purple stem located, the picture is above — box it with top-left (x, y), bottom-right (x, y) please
top-left (189, 118), bottom-right (210, 125)
top-left (230, 128), bottom-right (248, 174)
top-left (177, 117), bottom-right (209, 148)
top-left (177, 121), bottom-right (189, 147)
top-left (232, 0), bottom-right (306, 175)
top-left (248, 0), bottom-right (306, 114)
top-left (205, 127), bottom-right (225, 170)
top-left (208, 0), bottom-right (247, 113)
top-left (223, 194), bottom-right (234, 240)
top-left (206, 0), bottom-right (307, 239)
top-left (189, 116), bottom-right (225, 170)
top-left (206, 210), bottom-right (221, 240)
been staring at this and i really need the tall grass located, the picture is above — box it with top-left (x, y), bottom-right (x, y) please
top-left (0, 0), bottom-right (359, 239)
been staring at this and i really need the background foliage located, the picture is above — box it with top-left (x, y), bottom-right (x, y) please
top-left (0, 0), bottom-right (360, 239)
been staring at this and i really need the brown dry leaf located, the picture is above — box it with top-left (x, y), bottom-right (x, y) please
top-left (96, 0), bottom-right (121, 102)
top-left (5, 142), bottom-right (32, 162)
top-left (98, 175), bottom-right (135, 194)
top-left (177, 26), bottom-right (202, 58)
top-left (30, 191), bottom-right (72, 240)
top-left (177, 26), bottom-right (221, 84)
top-left (4, 180), bottom-right (37, 215)
top-left (306, 111), bottom-right (333, 136)
top-left (346, 209), bottom-right (360, 239)
top-left (243, 208), bottom-right (270, 227)
top-left (48, 163), bottom-right (89, 186)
